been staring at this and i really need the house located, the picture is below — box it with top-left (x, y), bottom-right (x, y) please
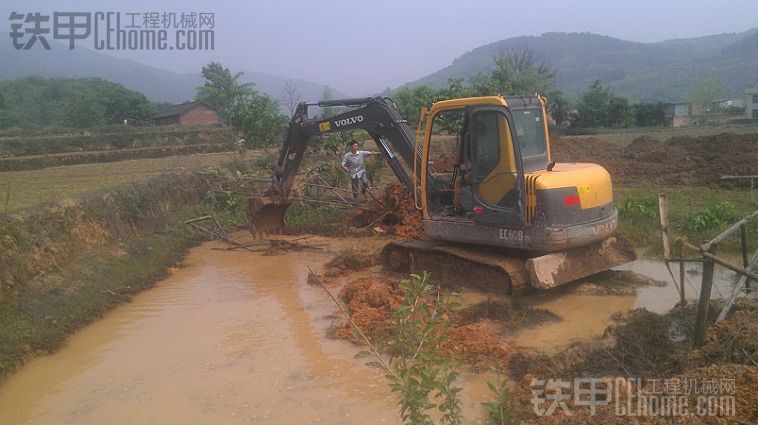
top-left (711, 98), bottom-right (744, 110)
top-left (152, 102), bottom-right (219, 126)
top-left (665, 102), bottom-right (694, 127)
top-left (746, 88), bottom-right (758, 120)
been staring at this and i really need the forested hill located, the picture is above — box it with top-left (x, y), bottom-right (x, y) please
top-left (404, 29), bottom-right (758, 101)
top-left (0, 41), bottom-right (345, 104)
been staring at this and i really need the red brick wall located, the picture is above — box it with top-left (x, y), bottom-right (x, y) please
top-left (179, 104), bottom-right (219, 126)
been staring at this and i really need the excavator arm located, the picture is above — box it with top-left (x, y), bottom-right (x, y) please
top-left (249, 96), bottom-right (423, 235)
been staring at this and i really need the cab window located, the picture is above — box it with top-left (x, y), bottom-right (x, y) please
top-left (473, 111), bottom-right (501, 180)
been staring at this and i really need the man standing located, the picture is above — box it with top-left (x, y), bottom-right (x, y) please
top-left (341, 140), bottom-right (381, 199)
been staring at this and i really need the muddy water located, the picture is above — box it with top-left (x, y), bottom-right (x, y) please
top-left (512, 257), bottom-right (755, 353)
top-left (0, 237), bottom-right (492, 425)
top-left (5, 236), bottom-right (746, 424)
top-left (621, 259), bottom-right (755, 314)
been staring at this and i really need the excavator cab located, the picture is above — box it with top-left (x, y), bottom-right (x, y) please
top-left (421, 97), bottom-right (527, 227)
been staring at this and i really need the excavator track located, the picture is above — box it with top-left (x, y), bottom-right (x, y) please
top-left (381, 237), bottom-right (636, 293)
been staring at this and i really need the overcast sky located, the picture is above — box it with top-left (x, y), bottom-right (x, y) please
top-left (4, 0), bottom-right (758, 94)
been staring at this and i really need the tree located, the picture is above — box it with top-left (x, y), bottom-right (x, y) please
top-left (545, 90), bottom-right (569, 126)
top-left (571, 80), bottom-right (633, 128)
top-left (571, 81), bottom-right (610, 128)
top-left (195, 62), bottom-right (254, 118)
top-left (633, 102), bottom-right (667, 127)
top-left (63, 91), bottom-right (105, 128)
top-left (280, 79), bottom-right (302, 116)
top-left (688, 74), bottom-right (726, 123)
top-left (393, 85), bottom-right (446, 127)
top-left (230, 92), bottom-right (287, 147)
top-left (607, 96), bottom-right (634, 128)
top-left (319, 85), bottom-right (337, 119)
top-left (469, 47), bottom-right (556, 96)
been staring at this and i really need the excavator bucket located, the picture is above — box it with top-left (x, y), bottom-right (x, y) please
top-left (526, 236), bottom-right (637, 289)
top-left (247, 196), bottom-right (293, 237)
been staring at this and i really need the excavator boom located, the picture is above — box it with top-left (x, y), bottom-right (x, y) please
top-left (248, 97), bottom-right (422, 236)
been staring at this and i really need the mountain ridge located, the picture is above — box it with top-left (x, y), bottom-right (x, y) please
top-left (0, 41), bottom-right (347, 106)
top-left (403, 29), bottom-right (758, 101)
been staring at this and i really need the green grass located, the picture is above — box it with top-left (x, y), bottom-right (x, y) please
top-left (615, 186), bottom-right (757, 254)
top-left (0, 153), bottom-right (236, 212)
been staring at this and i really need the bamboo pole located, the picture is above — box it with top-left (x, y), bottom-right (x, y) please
top-left (716, 248), bottom-right (758, 322)
top-left (658, 193), bottom-right (683, 299)
top-left (680, 240), bottom-right (758, 281)
top-left (701, 210), bottom-right (758, 252)
top-left (658, 193), bottom-right (671, 260)
top-left (678, 239), bottom-right (686, 306)
top-left (693, 254), bottom-right (715, 348)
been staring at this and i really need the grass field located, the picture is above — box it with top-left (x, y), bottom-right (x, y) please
top-left (0, 152), bottom-right (240, 212)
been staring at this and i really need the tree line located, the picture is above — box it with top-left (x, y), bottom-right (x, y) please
top-left (391, 48), bottom-right (668, 129)
top-left (0, 77), bottom-right (163, 129)
top-left (0, 52), bottom-right (673, 134)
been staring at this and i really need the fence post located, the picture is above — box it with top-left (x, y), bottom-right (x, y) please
top-left (678, 240), bottom-right (686, 306)
top-left (741, 225), bottom-right (751, 292)
top-left (693, 255), bottom-right (715, 348)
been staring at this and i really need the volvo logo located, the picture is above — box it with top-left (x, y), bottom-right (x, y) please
top-left (334, 115), bottom-right (364, 127)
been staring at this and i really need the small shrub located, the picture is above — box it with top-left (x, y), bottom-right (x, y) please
top-left (385, 272), bottom-right (463, 425)
top-left (482, 373), bottom-right (515, 425)
top-left (680, 201), bottom-right (741, 234)
top-left (252, 149), bottom-right (278, 171)
top-left (617, 197), bottom-right (657, 219)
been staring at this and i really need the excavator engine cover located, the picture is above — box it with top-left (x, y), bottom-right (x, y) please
top-left (247, 196), bottom-right (292, 236)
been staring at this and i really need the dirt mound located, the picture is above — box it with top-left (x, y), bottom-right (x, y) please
top-left (330, 277), bottom-right (403, 339)
top-left (330, 276), bottom-right (531, 367)
top-left (323, 252), bottom-right (380, 277)
top-left (551, 136), bottom-right (623, 164)
top-left (622, 135), bottom-right (687, 163)
top-left (509, 300), bottom-right (758, 424)
top-left (352, 183), bottom-right (425, 239)
top-left (550, 133), bottom-right (758, 186)
top-left (445, 320), bottom-right (511, 366)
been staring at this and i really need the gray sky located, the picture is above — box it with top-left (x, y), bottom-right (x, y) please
top-left (4, 0), bottom-right (758, 94)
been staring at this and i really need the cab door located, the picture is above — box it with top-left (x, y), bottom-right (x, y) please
top-left (468, 107), bottom-right (524, 227)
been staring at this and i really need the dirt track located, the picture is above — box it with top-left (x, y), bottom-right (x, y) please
top-left (552, 132), bottom-right (758, 186)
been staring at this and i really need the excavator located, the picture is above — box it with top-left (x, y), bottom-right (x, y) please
top-left (247, 95), bottom-right (635, 293)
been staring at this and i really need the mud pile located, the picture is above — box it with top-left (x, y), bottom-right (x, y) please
top-left (323, 251), bottom-right (380, 277)
top-left (330, 277), bottom-right (403, 339)
top-left (509, 299), bottom-right (758, 424)
top-left (330, 278), bottom-right (566, 367)
top-left (352, 183), bottom-right (425, 239)
top-left (551, 132), bottom-right (758, 186)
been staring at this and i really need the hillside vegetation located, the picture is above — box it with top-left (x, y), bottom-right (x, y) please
top-left (406, 29), bottom-right (758, 101)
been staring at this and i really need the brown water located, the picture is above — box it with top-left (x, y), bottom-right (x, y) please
top-left (511, 257), bottom-right (754, 353)
top-left (4, 236), bottom-right (742, 424)
top-left (0, 237), bottom-right (494, 425)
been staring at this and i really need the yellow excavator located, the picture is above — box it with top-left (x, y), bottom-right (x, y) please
top-left (248, 95), bottom-right (635, 293)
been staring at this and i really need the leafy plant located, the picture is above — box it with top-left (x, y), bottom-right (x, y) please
top-left (384, 272), bottom-right (463, 425)
top-left (680, 201), bottom-right (741, 234)
top-left (481, 373), bottom-right (515, 425)
top-left (349, 273), bottom-right (464, 425)
top-left (617, 197), bottom-right (657, 219)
